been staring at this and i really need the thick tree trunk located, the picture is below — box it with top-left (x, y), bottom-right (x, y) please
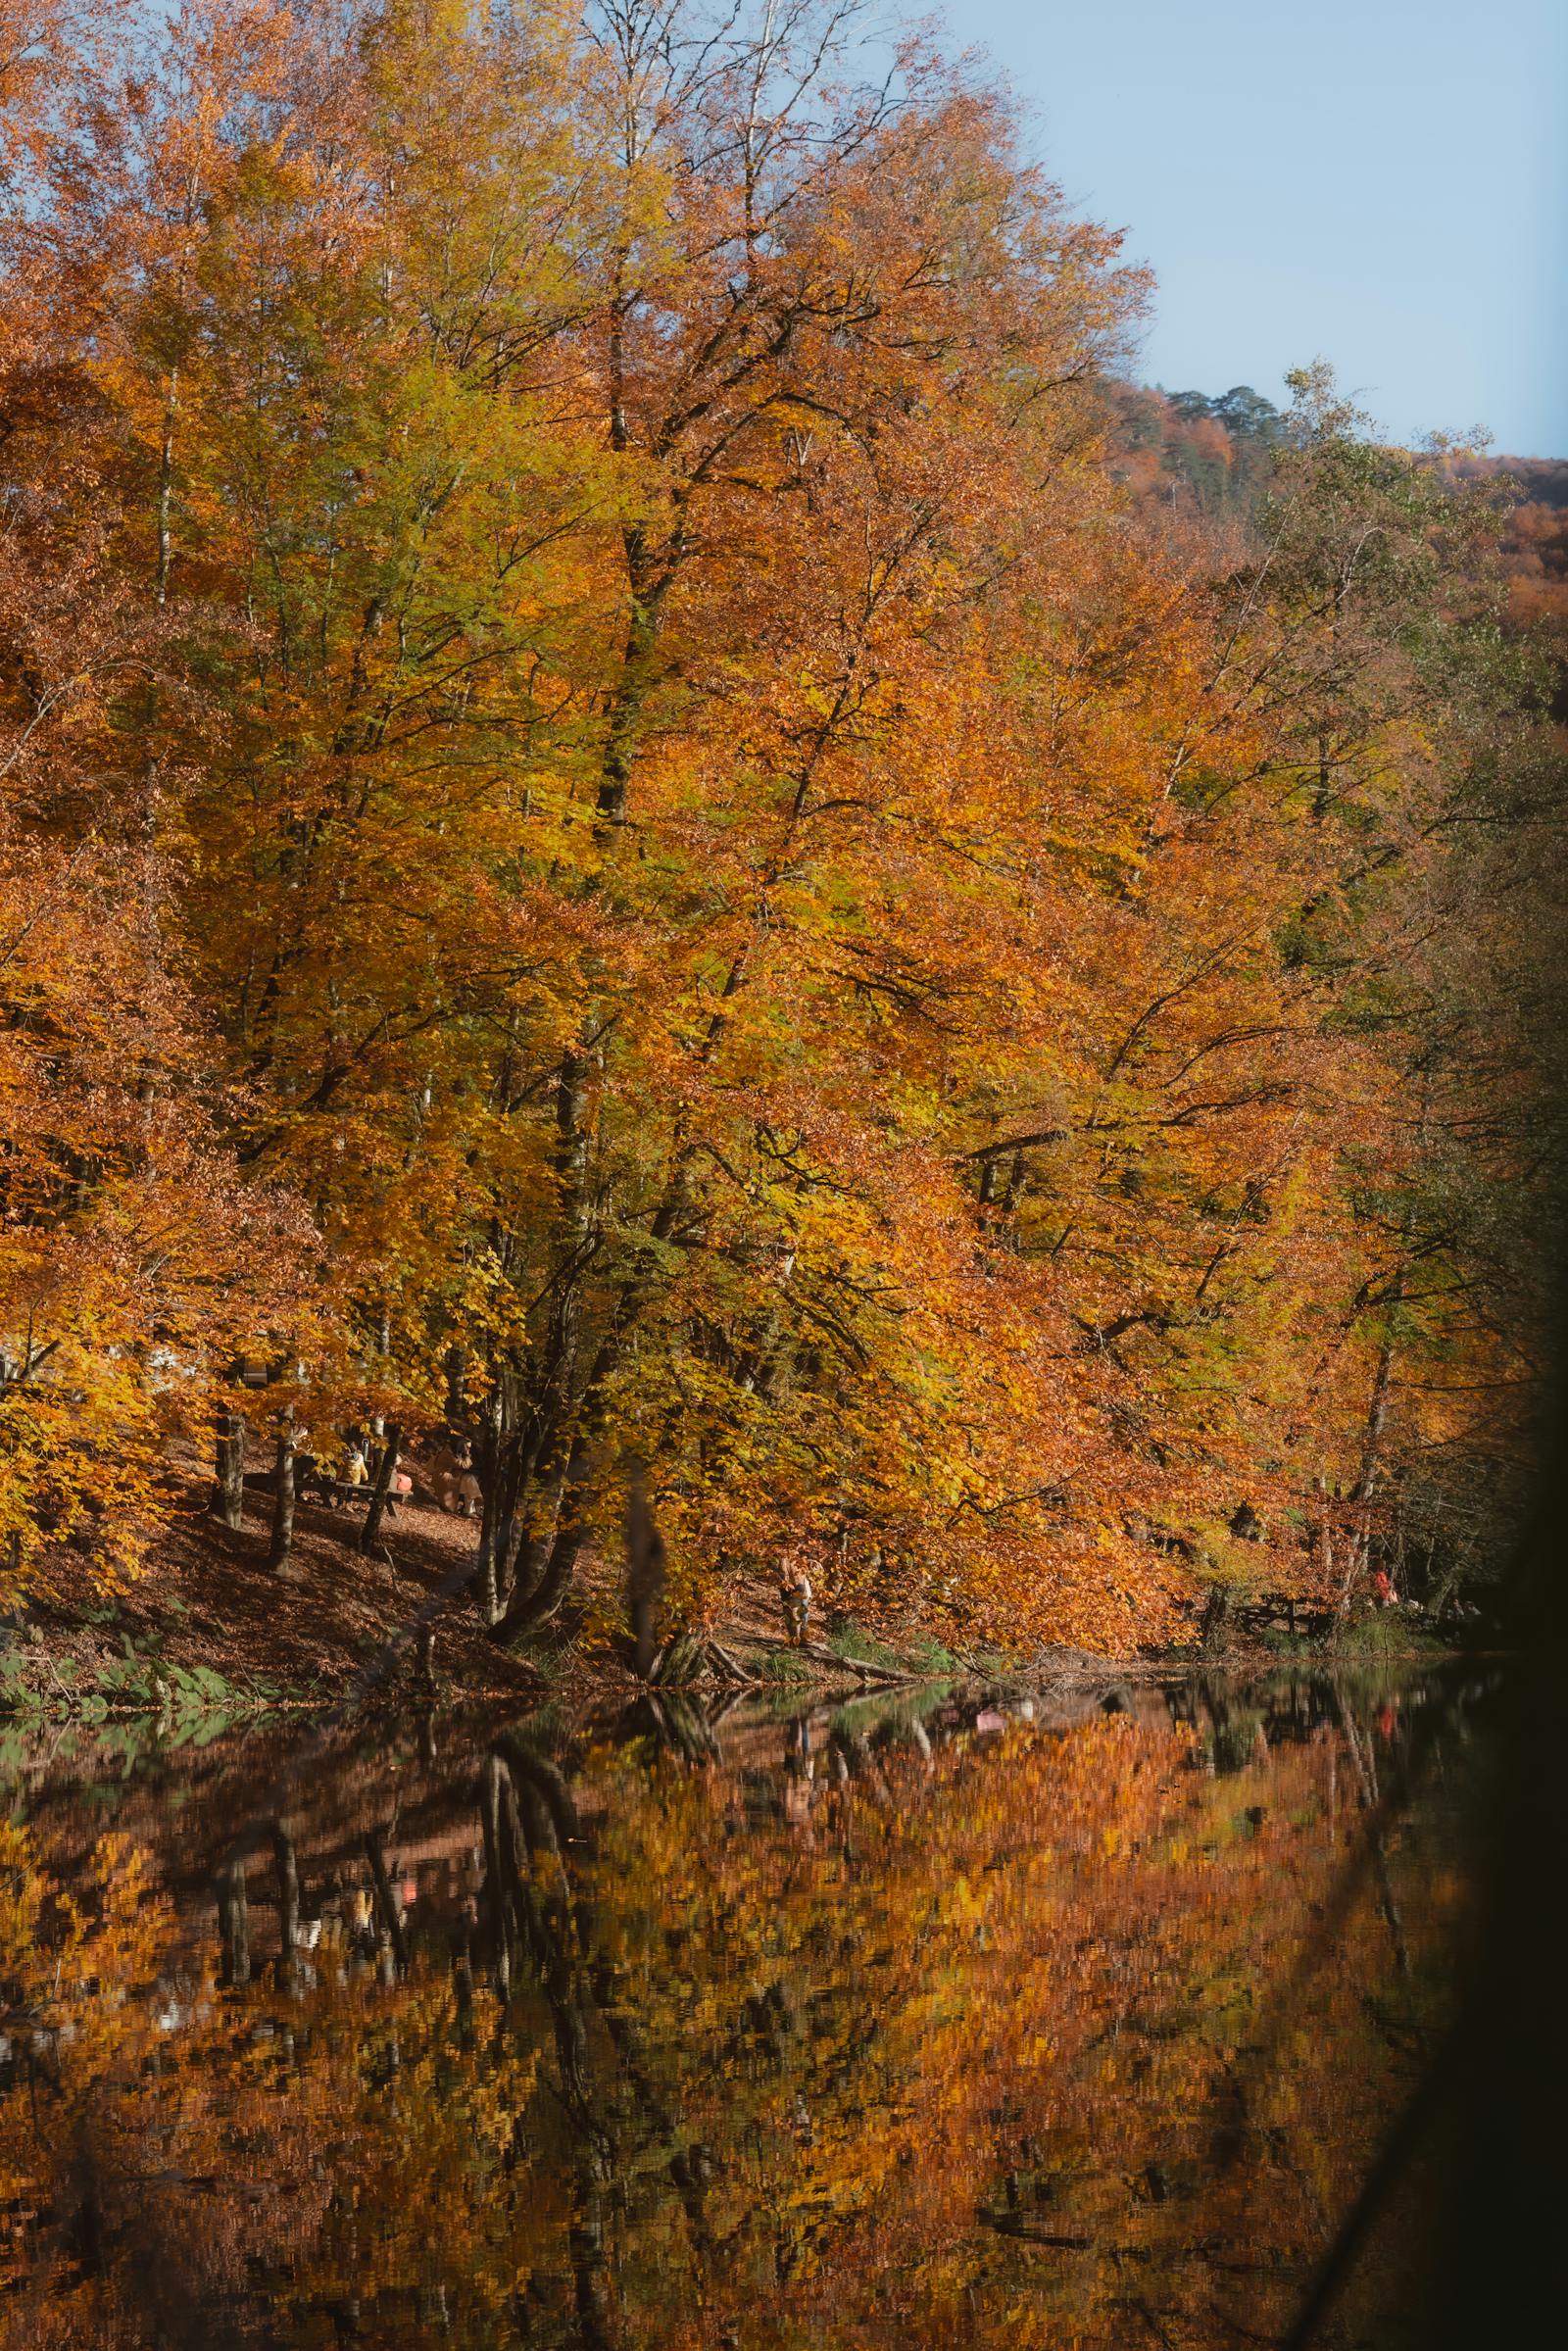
top-left (474, 1395), bottom-right (504, 1625)
top-left (595, 531), bottom-right (682, 830)
top-left (625, 1465), bottom-right (666, 1677)
top-left (491, 1432), bottom-right (593, 1644)
top-left (481, 1153), bottom-right (688, 1647)
top-left (212, 1406), bottom-right (246, 1529)
top-left (267, 1408), bottom-right (297, 1573)
top-left (359, 1422), bottom-right (402, 1556)
top-left (475, 1393), bottom-right (534, 1625)
top-left (475, 1499), bottom-right (502, 1627)
top-left (498, 1505), bottom-right (591, 1642)
top-left (1311, 1473), bottom-right (1337, 1592)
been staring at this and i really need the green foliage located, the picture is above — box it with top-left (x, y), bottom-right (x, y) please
top-left (748, 1645), bottom-right (817, 1686)
top-left (906, 1632), bottom-right (968, 1675)
top-left (824, 1620), bottom-right (905, 1670)
top-left (1256, 1627), bottom-right (1318, 1660)
top-left (1330, 1613), bottom-right (1447, 1661)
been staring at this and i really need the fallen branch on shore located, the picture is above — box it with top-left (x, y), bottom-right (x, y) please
top-left (733, 1634), bottom-right (916, 1688)
top-left (641, 1628), bottom-right (920, 1690)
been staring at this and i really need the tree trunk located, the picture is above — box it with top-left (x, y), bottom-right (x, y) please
top-left (1336, 1330), bottom-right (1396, 1622)
top-left (359, 1422), bottom-right (402, 1556)
top-left (625, 1463), bottom-right (665, 1678)
top-left (491, 1437), bottom-right (592, 1644)
top-left (474, 1395), bottom-right (504, 1624)
top-left (1200, 1585), bottom-right (1233, 1654)
top-left (595, 531), bottom-right (682, 830)
top-left (267, 1408), bottom-right (297, 1573)
top-left (212, 1406), bottom-right (246, 1529)
top-left (474, 1384), bottom-right (537, 1626)
top-left (483, 1176), bottom-right (684, 1648)
top-left (475, 1498), bottom-right (502, 1627)
top-left (154, 364), bottom-right (178, 605)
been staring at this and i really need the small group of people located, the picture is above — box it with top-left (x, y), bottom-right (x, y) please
top-left (291, 1410), bottom-right (409, 1504)
top-left (296, 1425), bottom-right (483, 1519)
top-left (296, 1421), bottom-right (412, 1511)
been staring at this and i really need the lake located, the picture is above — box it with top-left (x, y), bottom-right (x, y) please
top-left (0, 1664), bottom-right (1496, 2348)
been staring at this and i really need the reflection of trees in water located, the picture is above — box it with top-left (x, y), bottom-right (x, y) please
top-left (0, 1672), bottom-right (1483, 2349)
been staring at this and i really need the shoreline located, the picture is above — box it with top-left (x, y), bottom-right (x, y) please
top-left (3, 1474), bottom-right (1470, 1741)
top-left (0, 1615), bottom-right (1472, 1742)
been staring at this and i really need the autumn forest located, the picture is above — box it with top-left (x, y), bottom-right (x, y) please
top-left (4, 0), bottom-right (1566, 1665)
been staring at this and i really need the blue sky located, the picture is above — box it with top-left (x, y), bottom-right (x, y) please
top-left (942, 0), bottom-right (1567, 458)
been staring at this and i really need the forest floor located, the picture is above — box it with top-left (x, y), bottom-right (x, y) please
top-left (4, 1472), bottom-right (555, 1714)
top-left (1, 1462), bottom-right (1454, 1730)
top-left (1, 1464), bottom-right (1004, 1723)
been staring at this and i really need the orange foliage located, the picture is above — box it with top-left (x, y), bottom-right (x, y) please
top-left (1, 2), bottom-right (1562, 1642)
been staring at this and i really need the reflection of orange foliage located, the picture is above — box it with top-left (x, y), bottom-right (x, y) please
top-left (578, 1715), bottom-right (1456, 2348)
top-left (0, 1826), bottom-right (173, 2346)
top-left (0, 1695), bottom-right (1467, 2348)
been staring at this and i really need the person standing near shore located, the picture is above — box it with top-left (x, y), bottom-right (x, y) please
top-left (780, 1553), bottom-right (812, 1645)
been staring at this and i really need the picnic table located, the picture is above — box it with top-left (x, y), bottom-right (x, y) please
top-left (296, 1461), bottom-right (410, 1515)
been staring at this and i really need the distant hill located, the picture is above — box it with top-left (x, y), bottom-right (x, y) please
top-left (1106, 381), bottom-right (1286, 519)
top-left (1109, 385), bottom-right (1568, 644)
top-left (1445, 455), bottom-right (1568, 640)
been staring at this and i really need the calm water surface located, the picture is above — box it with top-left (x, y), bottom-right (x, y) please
top-left (0, 1667), bottom-right (1497, 2348)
